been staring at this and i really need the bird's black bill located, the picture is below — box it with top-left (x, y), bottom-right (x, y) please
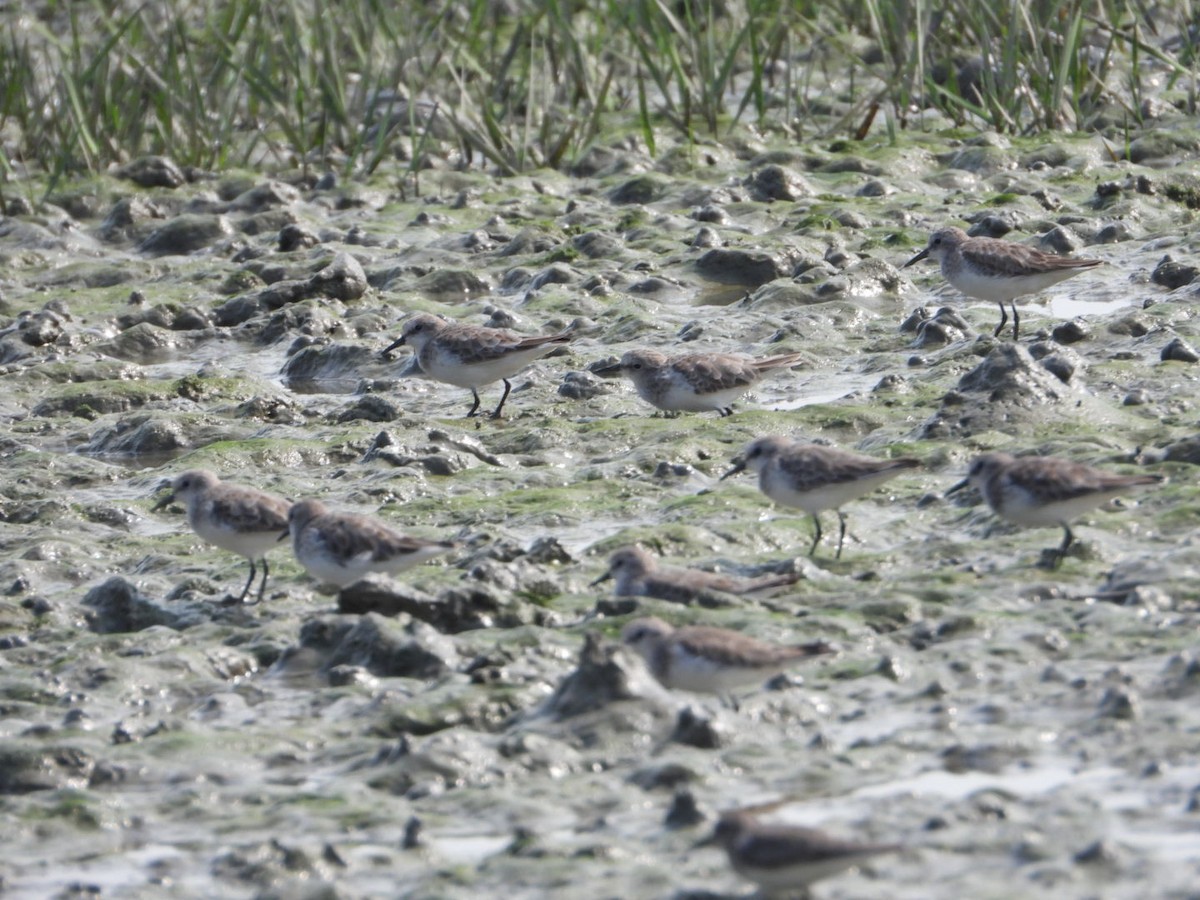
top-left (802, 640), bottom-right (840, 657)
top-left (719, 461), bottom-right (746, 481)
top-left (945, 477), bottom-right (970, 497)
top-left (690, 829), bottom-right (720, 850)
top-left (591, 361), bottom-right (623, 379)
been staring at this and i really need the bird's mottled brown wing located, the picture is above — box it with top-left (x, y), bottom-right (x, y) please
top-left (677, 353), bottom-right (760, 392)
top-left (310, 514), bottom-right (435, 563)
top-left (962, 239), bottom-right (1102, 278)
top-left (309, 514), bottom-right (380, 560)
top-left (740, 571), bottom-right (803, 593)
top-left (513, 328), bottom-right (573, 350)
top-left (750, 351), bottom-right (806, 374)
top-left (640, 572), bottom-right (706, 603)
top-left (674, 626), bottom-right (811, 667)
top-left (209, 488), bottom-right (290, 533)
top-left (734, 824), bottom-right (898, 867)
top-left (1004, 457), bottom-right (1160, 503)
top-left (435, 324), bottom-right (570, 363)
top-left (775, 446), bottom-right (919, 490)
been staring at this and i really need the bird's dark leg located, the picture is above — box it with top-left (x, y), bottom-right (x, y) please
top-left (1010, 301), bottom-right (1020, 341)
top-left (490, 379), bottom-right (513, 418)
top-left (237, 559), bottom-right (257, 603)
top-left (834, 510), bottom-right (848, 559)
top-left (1048, 523), bottom-right (1074, 569)
top-left (993, 302), bottom-right (1008, 338)
top-left (252, 558), bottom-right (269, 604)
top-left (466, 388), bottom-right (482, 418)
top-left (808, 514), bottom-right (823, 557)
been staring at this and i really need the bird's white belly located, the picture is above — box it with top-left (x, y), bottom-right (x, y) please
top-left (734, 856), bottom-right (861, 891)
top-left (650, 381), bottom-right (749, 412)
top-left (424, 347), bottom-right (549, 388)
top-left (948, 265), bottom-right (1077, 302)
top-left (762, 471), bottom-right (896, 514)
top-left (995, 490), bottom-right (1119, 527)
top-left (667, 649), bottom-right (772, 693)
top-left (192, 518), bottom-right (280, 560)
top-left (293, 544), bottom-right (372, 587)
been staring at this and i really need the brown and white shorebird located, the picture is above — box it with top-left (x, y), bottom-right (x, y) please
top-left (152, 470), bottom-right (292, 604)
top-left (590, 546), bottom-right (800, 605)
top-left (621, 616), bottom-right (836, 695)
top-left (903, 226), bottom-right (1104, 341)
top-left (381, 313), bottom-right (573, 418)
top-left (721, 437), bottom-right (921, 559)
top-left (281, 499), bottom-right (456, 588)
top-left (695, 809), bottom-right (901, 896)
top-left (946, 451), bottom-right (1163, 568)
top-left (592, 348), bottom-right (806, 417)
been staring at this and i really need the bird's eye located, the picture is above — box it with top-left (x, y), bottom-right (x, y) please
top-left (631, 363), bottom-right (642, 371)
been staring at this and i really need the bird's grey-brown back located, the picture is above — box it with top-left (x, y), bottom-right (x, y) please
top-left (288, 499), bottom-right (453, 561)
top-left (592, 545), bottom-right (799, 603)
top-left (620, 615), bottom-right (836, 694)
top-left (770, 442), bottom-right (920, 492)
top-left (399, 313), bottom-right (571, 367)
top-left (906, 227), bottom-right (1102, 284)
top-left (668, 624), bottom-right (835, 670)
top-left (704, 810), bottom-right (901, 892)
top-left (665, 350), bottom-right (805, 392)
top-left (728, 437), bottom-right (920, 497)
top-left (596, 348), bottom-right (804, 415)
top-left (285, 498), bottom-right (456, 588)
top-left (954, 452), bottom-right (1161, 515)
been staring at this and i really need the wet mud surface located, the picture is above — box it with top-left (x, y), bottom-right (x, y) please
top-left (2, 124), bottom-right (1200, 898)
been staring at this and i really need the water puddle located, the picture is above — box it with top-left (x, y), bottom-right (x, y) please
top-left (771, 372), bottom-right (877, 410)
top-left (693, 282), bottom-right (753, 306)
top-left (433, 833), bottom-right (513, 864)
top-left (1050, 294), bottom-right (1139, 320)
top-left (850, 761), bottom-right (1116, 802)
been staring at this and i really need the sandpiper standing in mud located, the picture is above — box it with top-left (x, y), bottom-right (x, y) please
top-left (152, 470), bottom-right (292, 605)
top-left (282, 499), bottom-right (456, 589)
top-left (947, 451), bottom-right (1163, 568)
top-left (904, 226), bottom-right (1104, 340)
top-left (593, 347), bottom-right (806, 417)
top-left (382, 313), bottom-right (573, 418)
top-left (722, 437), bottom-right (921, 559)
